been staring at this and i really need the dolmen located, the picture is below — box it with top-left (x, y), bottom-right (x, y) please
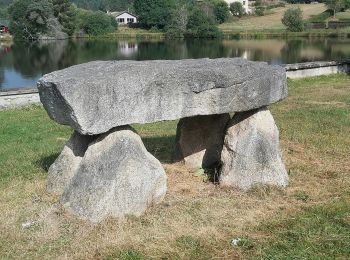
top-left (38, 58), bottom-right (289, 222)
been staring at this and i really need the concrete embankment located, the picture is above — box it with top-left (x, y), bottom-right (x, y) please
top-left (1, 60), bottom-right (349, 110)
top-left (0, 88), bottom-right (40, 110)
top-left (285, 60), bottom-right (350, 79)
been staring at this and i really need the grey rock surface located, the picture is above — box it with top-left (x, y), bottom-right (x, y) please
top-left (220, 108), bottom-right (288, 190)
top-left (61, 126), bottom-right (167, 222)
top-left (47, 132), bottom-right (95, 195)
top-left (38, 58), bottom-right (287, 135)
top-left (174, 114), bottom-right (230, 169)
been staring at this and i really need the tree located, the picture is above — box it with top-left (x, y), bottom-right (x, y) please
top-left (165, 4), bottom-right (188, 38)
top-left (230, 2), bottom-right (244, 17)
top-left (212, 0), bottom-right (230, 23)
top-left (282, 7), bottom-right (304, 32)
top-left (52, 0), bottom-right (77, 36)
top-left (101, 0), bottom-right (134, 11)
top-left (325, 0), bottom-right (345, 18)
top-left (186, 6), bottom-right (222, 38)
top-left (80, 10), bottom-right (117, 35)
top-left (134, 0), bottom-right (176, 29)
top-left (343, 0), bottom-right (350, 10)
top-left (8, 0), bottom-right (53, 40)
top-left (254, 0), bottom-right (264, 16)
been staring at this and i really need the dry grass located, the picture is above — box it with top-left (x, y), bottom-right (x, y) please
top-left (220, 4), bottom-right (327, 31)
top-left (0, 74), bottom-right (349, 259)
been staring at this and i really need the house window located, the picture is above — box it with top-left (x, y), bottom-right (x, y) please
top-left (243, 1), bottom-right (246, 5)
top-left (117, 18), bottom-right (125, 23)
top-left (127, 18), bottom-right (134, 23)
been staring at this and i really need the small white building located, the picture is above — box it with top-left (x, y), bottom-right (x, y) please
top-left (109, 11), bottom-right (137, 25)
top-left (224, 0), bottom-right (251, 14)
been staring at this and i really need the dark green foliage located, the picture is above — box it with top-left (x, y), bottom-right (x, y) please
top-left (344, 0), bottom-right (350, 9)
top-left (79, 10), bottom-right (117, 35)
top-left (0, 0), bottom-right (12, 8)
top-left (71, 0), bottom-right (133, 11)
top-left (101, 0), bottom-right (134, 12)
top-left (0, 7), bottom-right (9, 21)
top-left (212, 0), bottom-right (230, 23)
top-left (8, 0), bottom-right (53, 40)
top-left (326, 0), bottom-right (347, 17)
top-left (254, 0), bottom-right (265, 16)
top-left (71, 0), bottom-right (101, 10)
top-left (133, 0), bottom-right (175, 29)
top-left (282, 7), bottom-right (304, 32)
top-left (230, 2), bottom-right (245, 17)
top-left (165, 1), bottom-right (224, 38)
top-left (186, 6), bottom-right (222, 38)
top-left (165, 4), bottom-right (188, 38)
top-left (52, 0), bottom-right (76, 36)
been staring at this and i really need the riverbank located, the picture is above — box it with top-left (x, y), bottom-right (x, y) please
top-left (0, 74), bottom-right (349, 258)
top-left (222, 28), bottom-right (350, 39)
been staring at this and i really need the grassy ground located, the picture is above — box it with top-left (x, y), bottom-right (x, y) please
top-left (106, 27), bottom-right (165, 40)
top-left (0, 74), bottom-right (349, 259)
top-left (336, 10), bottom-right (350, 21)
top-left (220, 4), bottom-right (327, 32)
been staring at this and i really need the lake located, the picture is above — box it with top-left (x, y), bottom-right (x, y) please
top-left (1, 38), bottom-right (350, 90)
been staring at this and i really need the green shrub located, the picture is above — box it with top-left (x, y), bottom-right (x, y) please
top-left (282, 7), bottom-right (304, 32)
top-left (213, 0), bottom-right (230, 23)
top-left (185, 7), bottom-right (222, 38)
top-left (254, 0), bottom-right (265, 16)
top-left (79, 10), bottom-right (117, 36)
top-left (230, 2), bottom-right (245, 17)
top-left (134, 0), bottom-right (175, 29)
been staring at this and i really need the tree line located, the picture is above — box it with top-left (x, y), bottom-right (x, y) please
top-left (133, 0), bottom-right (231, 38)
top-left (1, 0), bottom-right (121, 40)
top-left (1, 0), bottom-right (233, 40)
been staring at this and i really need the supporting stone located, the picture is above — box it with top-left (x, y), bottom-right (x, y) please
top-left (174, 114), bottom-right (230, 169)
top-left (61, 126), bottom-right (167, 222)
top-left (47, 132), bottom-right (96, 195)
top-left (220, 107), bottom-right (288, 190)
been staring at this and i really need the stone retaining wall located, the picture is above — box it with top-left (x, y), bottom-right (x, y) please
top-left (0, 88), bottom-right (40, 110)
top-left (284, 60), bottom-right (350, 79)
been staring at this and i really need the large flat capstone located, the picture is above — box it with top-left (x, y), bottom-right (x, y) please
top-left (38, 58), bottom-right (287, 135)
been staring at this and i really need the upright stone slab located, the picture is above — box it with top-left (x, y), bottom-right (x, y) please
top-left (47, 132), bottom-right (95, 195)
top-left (38, 58), bottom-right (288, 135)
top-left (220, 107), bottom-right (288, 190)
top-left (174, 114), bottom-right (230, 169)
top-left (61, 126), bottom-right (167, 222)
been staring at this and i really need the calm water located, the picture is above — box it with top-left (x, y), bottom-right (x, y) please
top-left (1, 38), bottom-right (350, 90)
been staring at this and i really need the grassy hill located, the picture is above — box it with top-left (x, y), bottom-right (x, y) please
top-left (220, 4), bottom-right (327, 32)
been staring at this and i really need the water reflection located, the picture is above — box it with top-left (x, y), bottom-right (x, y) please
top-left (1, 38), bottom-right (350, 89)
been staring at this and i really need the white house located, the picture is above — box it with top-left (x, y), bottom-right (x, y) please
top-left (224, 0), bottom-right (251, 14)
top-left (109, 11), bottom-right (137, 25)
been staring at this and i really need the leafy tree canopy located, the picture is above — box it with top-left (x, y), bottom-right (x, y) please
top-left (282, 7), bottom-right (304, 32)
top-left (8, 0), bottom-right (53, 40)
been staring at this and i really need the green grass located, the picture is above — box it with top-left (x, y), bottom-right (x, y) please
top-left (307, 9), bottom-right (332, 23)
top-left (0, 74), bottom-right (349, 259)
top-left (336, 10), bottom-right (350, 21)
top-left (0, 106), bottom-right (70, 187)
top-left (247, 201), bottom-right (350, 259)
